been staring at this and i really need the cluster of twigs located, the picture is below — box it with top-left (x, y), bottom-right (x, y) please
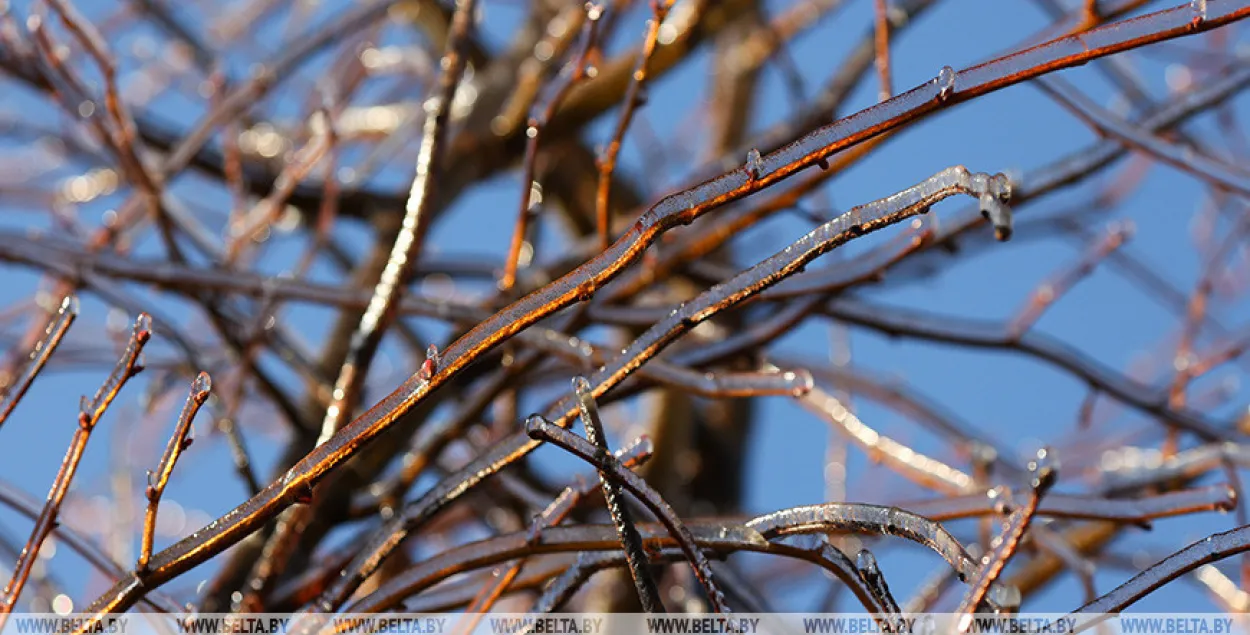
top-left (0, 0), bottom-right (1249, 629)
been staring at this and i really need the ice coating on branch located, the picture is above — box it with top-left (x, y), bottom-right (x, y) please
top-left (936, 66), bottom-right (956, 101)
top-left (60, 295), bottom-right (80, 319)
top-left (181, 421), bottom-right (197, 451)
top-left (418, 344), bottom-right (440, 382)
top-left (856, 548), bottom-right (880, 576)
top-left (745, 148), bottom-right (764, 181)
top-left (1028, 447), bottom-right (1059, 493)
top-left (971, 171), bottom-right (1013, 241)
top-left (1191, 0), bottom-right (1207, 26)
top-left (988, 583), bottom-right (1022, 611)
top-left (785, 369), bottom-right (815, 397)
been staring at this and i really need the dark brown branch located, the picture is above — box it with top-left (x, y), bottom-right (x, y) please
top-left (570, 377), bottom-right (664, 612)
top-left (525, 414), bottom-right (731, 613)
top-left (456, 438), bottom-right (652, 628)
top-left (1070, 524), bottom-right (1250, 621)
top-left (500, 3), bottom-right (603, 292)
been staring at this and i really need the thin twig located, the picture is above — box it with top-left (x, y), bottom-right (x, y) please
top-left (526, 414), bottom-right (732, 613)
top-left (0, 296), bottom-right (77, 431)
top-left (500, 3), bottom-right (604, 292)
top-left (899, 483), bottom-right (1236, 525)
top-left (0, 480), bottom-right (182, 614)
top-left (138, 371), bottom-right (212, 573)
top-left (1035, 75), bottom-right (1250, 196)
top-left (799, 385), bottom-right (976, 493)
top-left (453, 438), bottom-right (653, 633)
top-left (1070, 524), bottom-right (1250, 624)
top-left (872, 0), bottom-right (894, 101)
top-left (1009, 221), bottom-right (1132, 337)
top-left (571, 377), bottom-right (664, 612)
top-left (957, 448), bottom-right (1058, 620)
top-left (0, 313), bottom-right (151, 621)
top-left (595, 0), bottom-right (672, 249)
top-left (856, 549), bottom-right (901, 618)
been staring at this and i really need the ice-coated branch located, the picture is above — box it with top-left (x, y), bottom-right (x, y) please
top-left (799, 384), bottom-right (976, 493)
top-left (138, 372), bottom-right (212, 573)
top-left (745, 503), bottom-right (985, 589)
top-left (525, 414), bottom-right (732, 613)
top-left (0, 296), bottom-right (77, 432)
top-left (0, 314), bottom-right (151, 623)
top-left (72, 3), bottom-right (1250, 620)
top-left (1069, 524), bottom-right (1250, 625)
top-left (1034, 75), bottom-right (1250, 197)
top-left (956, 448), bottom-right (1058, 620)
top-left (857, 549), bottom-right (901, 619)
top-left (454, 438), bottom-right (652, 632)
top-left (501, 3), bottom-right (604, 292)
top-left (570, 377), bottom-right (664, 613)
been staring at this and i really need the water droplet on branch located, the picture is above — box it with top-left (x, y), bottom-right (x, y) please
top-left (1190, 0), bottom-right (1207, 26)
top-left (745, 148), bottom-right (764, 182)
top-left (936, 66), bottom-right (956, 101)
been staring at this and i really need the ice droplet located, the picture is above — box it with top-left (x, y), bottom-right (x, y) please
top-left (133, 313), bottom-right (153, 335)
top-left (856, 549), bottom-right (879, 575)
top-left (1028, 446), bottom-right (1059, 492)
top-left (745, 148), bottom-right (764, 181)
top-left (61, 295), bottom-right (79, 317)
top-left (936, 66), bottom-right (956, 101)
top-left (1190, 0), bottom-right (1207, 26)
top-left (989, 583), bottom-right (1022, 610)
top-left (192, 371), bottom-right (212, 398)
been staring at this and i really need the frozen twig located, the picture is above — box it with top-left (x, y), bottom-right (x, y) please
top-left (570, 377), bottom-right (664, 612)
top-left (872, 0), bottom-right (894, 102)
top-left (856, 549), bottom-right (901, 618)
top-left (1035, 75), bottom-right (1250, 197)
top-left (453, 437), bottom-right (653, 632)
top-left (957, 448), bottom-right (1058, 621)
top-left (0, 314), bottom-right (151, 622)
top-left (799, 384), bottom-right (976, 493)
top-left (1070, 524), bottom-right (1250, 621)
top-left (138, 372), bottom-right (212, 573)
top-left (595, 0), bottom-right (672, 249)
top-left (525, 414), bottom-right (732, 613)
top-left (500, 3), bottom-right (604, 292)
top-left (0, 296), bottom-right (77, 431)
